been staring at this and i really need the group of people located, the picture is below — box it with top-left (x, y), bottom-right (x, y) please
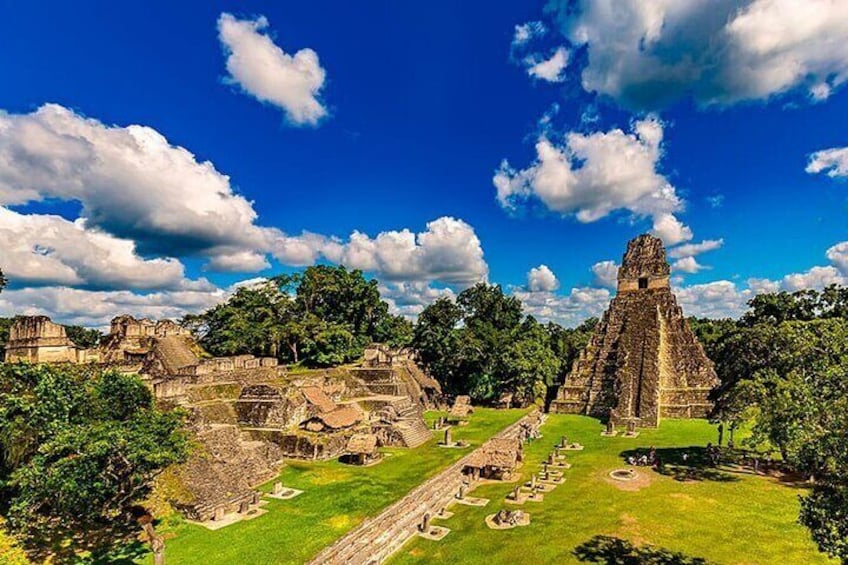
top-left (626, 446), bottom-right (662, 470)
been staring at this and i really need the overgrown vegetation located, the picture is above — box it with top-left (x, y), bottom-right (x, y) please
top-left (0, 364), bottom-right (187, 562)
top-left (412, 283), bottom-right (595, 406)
top-left (690, 285), bottom-right (848, 563)
top-left (183, 266), bottom-right (412, 367)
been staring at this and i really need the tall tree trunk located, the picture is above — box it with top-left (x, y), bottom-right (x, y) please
top-left (138, 515), bottom-right (165, 565)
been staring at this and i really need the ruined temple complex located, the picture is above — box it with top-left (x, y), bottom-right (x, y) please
top-left (3, 315), bottom-right (441, 522)
top-left (551, 234), bottom-right (718, 427)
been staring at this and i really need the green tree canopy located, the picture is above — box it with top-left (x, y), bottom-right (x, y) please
top-left (413, 283), bottom-right (563, 405)
top-left (698, 286), bottom-right (848, 562)
top-left (186, 266), bottom-right (411, 367)
top-left (0, 364), bottom-right (187, 560)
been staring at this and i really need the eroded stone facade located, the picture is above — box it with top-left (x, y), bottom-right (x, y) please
top-left (4, 316), bottom-right (99, 363)
top-left (551, 234), bottom-right (718, 427)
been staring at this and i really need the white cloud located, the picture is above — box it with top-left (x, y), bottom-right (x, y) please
top-left (494, 117), bottom-right (692, 244)
top-left (527, 265), bottom-right (560, 292)
top-left (217, 13), bottom-right (328, 126)
top-left (0, 207), bottom-right (192, 291)
top-left (512, 21), bottom-right (547, 47)
top-left (591, 260), bottom-right (619, 289)
top-left (550, 0), bottom-right (848, 109)
top-left (0, 285), bottom-right (227, 329)
top-left (745, 242), bottom-right (848, 293)
top-left (671, 256), bottom-right (707, 273)
top-left (515, 286), bottom-right (611, 327)
top-left (526, 47), bottom-right (569, 82)
top-left (780, 266), bottom-right (845, 292)
top-left (668, 238), bottom-right (724, 259)
top-left (0, 103), bottom-right (277, 268)
top-left (0, 104), bottom-right (488, 290)
top-left (322, 217), bottom-right (488, 286)
top-left (806, 146), bottom-right (848, 178)
top-left (204, 250), bottom-right (271, 273)
top-left (826, 241), bottom-right (848, 274)
top-left (650, 213), bottom-right (693, 246)
top-left (379, 282), bottom-right (455, 318)
top-left (674, 280), bottom-right (753, 319)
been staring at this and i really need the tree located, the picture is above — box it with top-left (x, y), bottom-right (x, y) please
top-left (0, 268), bottom-right (6, 293)
top-left (189, 267), bottom-right (408, 368)
top-left (413, 285), bottom-right (560, 405)
top-left (0, 364), bottom-right (187, 560)
top-left (800, 485), bottom-right (848, 563)
top-left (499, 318), bottom-right (560, 406)
top-left (412, 297), bottom-right (463, 393)
top-left (707, 312), bottom-right (848, 562)
top-left (295, 266), bottom-right (388, 339)
top-left (63, 325), bottom-right (103, 349)
top-left (547, 318), bottom-right (597, 384)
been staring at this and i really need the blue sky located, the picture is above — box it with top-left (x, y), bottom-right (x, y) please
top-left (1, 0), bottom-right (847, 327)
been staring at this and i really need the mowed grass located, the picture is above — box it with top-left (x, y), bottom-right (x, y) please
top-left (391, 414), bottom-right (836, 565)
top-left (140, 408), bottom-right (528, 565)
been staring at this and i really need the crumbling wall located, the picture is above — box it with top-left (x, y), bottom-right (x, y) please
top-left (4, 316), bottom-right (79, 363)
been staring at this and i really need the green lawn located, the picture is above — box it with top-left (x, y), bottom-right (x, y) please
top-left (390, 414), bottom-right (835, 565)
top-left (140, 408), bottom-right (528, 565)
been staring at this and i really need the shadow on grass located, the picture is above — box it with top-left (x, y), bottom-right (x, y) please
top-left (619, 447), bottom-right (740, 483)
top-left (87, 539), bottom-right (148, 565)
top-left (574, 535), bottom-right (711, 564)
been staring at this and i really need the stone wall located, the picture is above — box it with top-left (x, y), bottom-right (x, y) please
top-left (3, 316), bottom-right (96, 363)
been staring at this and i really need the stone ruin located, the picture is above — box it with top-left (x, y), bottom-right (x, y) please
top-left (4, 316), bottom-right (100, 364)
top-left (3, 317), bottom-right (440, 522)
top-left (551, 234), bottom-right (719, 427)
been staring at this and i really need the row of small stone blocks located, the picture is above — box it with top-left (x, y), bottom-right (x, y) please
top-left (307, 412), bottom-right (538, 564)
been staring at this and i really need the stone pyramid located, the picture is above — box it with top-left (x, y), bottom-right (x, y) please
top-left (551, 234), bottom-right (718, 427)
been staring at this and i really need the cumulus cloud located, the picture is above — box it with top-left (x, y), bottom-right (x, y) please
top-left (0, 285), bottom-right (227, 329)
top-left (826, 241), bottom-right (848, 274)
top-left (747, 241), bottom-right (848, 293)
top-left (322, 217), bottom-right (488, 286)
top-left (0, 207), bottom-right (194, 291)
top-left (515, 286), bottom-right (611, 327)
top-left (0, 103), bottom-right (276, 267)
top-left (548, 0), bottom-right (848, 109)
top-left (668, 238), bottom-right (724, 259)
top-left (0, 104), bottom-right (488, 290)
top-left (674, 280), bottom-right (753, 319)
top-left (204, 250), bottom-right (271, 273)
top-left (591, 260), bottom-right (619, 289)
top-left (494, 117), bottom-right (692, 244)
top-left (218, 13), bottom-right (328, 126)
top-left (379, 282), bottom-right (456, 318)
top-left (527, 265), bottom-right (560, 292)
top-left (806, 146), bottom-right (848, 178)
top-left (525, 47), bottom-right (569, 82)
top-left (671, 256), bottom-right (707, 274)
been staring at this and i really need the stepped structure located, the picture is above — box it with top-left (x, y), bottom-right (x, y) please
top-left (551, 234), bottom-right (718, 427)
top-left (3, 316), bottom-right (439, 521)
